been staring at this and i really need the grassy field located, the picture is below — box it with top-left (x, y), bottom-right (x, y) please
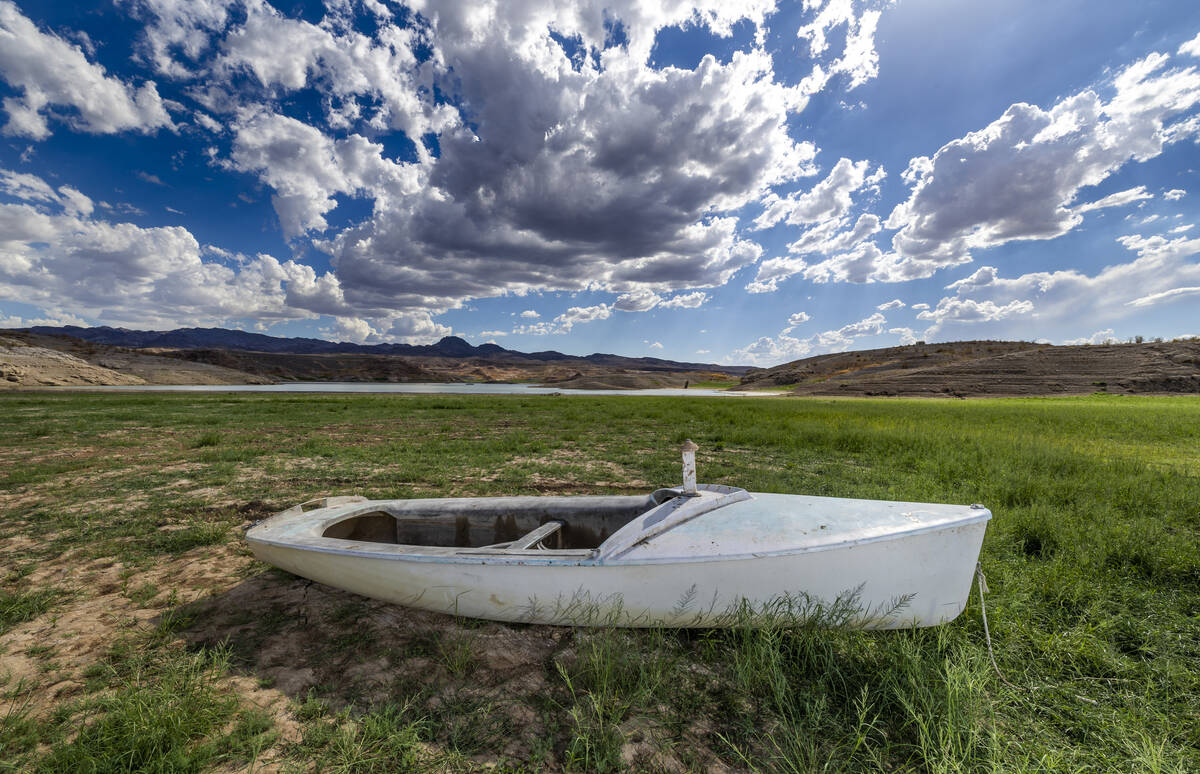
top-left (1, 391), bottom-right (1198, 772)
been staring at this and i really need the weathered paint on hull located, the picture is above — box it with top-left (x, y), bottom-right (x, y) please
top-left (248, 520), bottom-right (986, 628)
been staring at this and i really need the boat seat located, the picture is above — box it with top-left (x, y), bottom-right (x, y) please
top-left (479, 520), bottom-right (566, 551)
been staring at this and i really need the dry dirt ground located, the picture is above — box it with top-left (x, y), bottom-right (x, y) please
top-left (2, 538), bottom-right (732, 772)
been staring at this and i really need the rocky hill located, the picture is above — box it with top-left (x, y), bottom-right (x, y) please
top-left (739, 340), bottom-right (1200, 396)
top-left (0, 332), bottom-right (272, 388)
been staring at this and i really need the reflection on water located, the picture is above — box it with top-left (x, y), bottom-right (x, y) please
top-left (49, 382), bottom-right (765, 397)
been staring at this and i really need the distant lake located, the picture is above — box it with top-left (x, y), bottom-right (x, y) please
top-left (51, 382), bottom-right (768, 397)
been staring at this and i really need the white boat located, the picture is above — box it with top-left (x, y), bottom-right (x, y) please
top-left (246, 443), bottom-right (990, 628)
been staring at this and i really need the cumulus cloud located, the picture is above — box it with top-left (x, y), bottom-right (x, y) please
top-left (1180, 32), bottom-right (1200, 58)
top-left (110, 0), bottom-right (847, 317)
top-left (519, 309), bottom-right (540, 319)
top-left (747, 206), bottom-right (884, 292)
top-left (728, 312), bottom-right (886, 366)
top-left (876, 52), bottom-right (1200, 280)
top-left (919, 232), bottom-right (1200, 338)
top-left (747, 162), bottom-right (885, 291)
top-left (796, 0), bottom-right (883, 89)
top-left (514, 303), bottom-right (612, 335)
top-left (0, 2), bottom-right (173, 139)
top-left (754, 158), bottom-right (883, 230)
top-left (318, 310), bottom-right (453, 346)
top-left (325, 316), bottom-right (380, 344)
top-left (1164, 188), bottom-right (1186, 200)
top-left (787, 311), bottom-right (811, 325)
top-left (3, 1), bottom-right (902, 328)
top-left (659, 291), bottom-right (709, 309)
top-left (1063, 329), bottom-right (1116, 345)
top-left (761, 47), bottom-right (1200, 290)
top-left (384, 311), bottom-right (452, 343)
top-left (0, 168), bottom-right (365, 329)
top-left (915, 297), bottom-right (1034, 325)
top-left (613, 289), bottom-right (662, 312)
top-left (329, 40), bottom-right (802, 311)
top-left (226, 109), bottom-right (421, 238)
top-left (876, 298), bottom-right (905, 311)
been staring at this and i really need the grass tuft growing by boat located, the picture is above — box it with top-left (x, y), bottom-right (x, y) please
top-left (1, 391), bottom-right (1198, 771)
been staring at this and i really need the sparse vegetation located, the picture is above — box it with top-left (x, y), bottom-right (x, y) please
top-left (1, 391), bottom-right (1199, 771)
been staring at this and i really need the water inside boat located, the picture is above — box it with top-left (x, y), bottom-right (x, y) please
top-left (320, 494), bottom-right (662, 550)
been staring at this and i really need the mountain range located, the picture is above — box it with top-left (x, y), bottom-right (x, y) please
top-left (23, 325), bottom-right (750, 375)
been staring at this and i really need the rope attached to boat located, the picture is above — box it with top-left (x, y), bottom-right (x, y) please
top-left (975, 562), bottom-right (1018, 690)
top-left (975, 563), bottom-right (1102, 704)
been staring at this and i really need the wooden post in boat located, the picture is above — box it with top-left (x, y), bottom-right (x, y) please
top-left (681, 439), bottom-right (699, 496)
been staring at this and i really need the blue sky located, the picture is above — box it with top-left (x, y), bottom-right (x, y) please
top-left (0, 0), bottom-right (1198, 365)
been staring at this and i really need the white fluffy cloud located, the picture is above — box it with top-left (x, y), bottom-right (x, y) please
top-left (746, 159), bottom-right (884, 292)
top-left (613, 289), bottom-right (662, 312)
top-left (124, 1), bottom-right (833, 314)
top-left (659, 291), bottom-right (709, 309)
top-left (787, 311), bottom-right (810, 325)
top-left (0, 168), bottom-right (354, 328)
top-left (878, 52), bottom-right (1200, 279)
top-left (514, 303), bottom-right (612, 335)
top-left (915, 297), bottom-right (1034, 325)
top-left (728, 311), bottom-right (886, 365)
top-left (321, 312), bottom-right (452, 345)
top-left (328, 41), bottom-right (804, 310)
top-left (227, 109), bottom-right (422, 238)
top-left (1180, 32), bottom-right (1200, 58)
top-left (1063, 329), bottom-right (1116, 345)
top-left (0, 2), bottom-right (173, 139)
top-left (796, 0), bottom-right (883, 90)
top-left (1, 1), bottom-right (900, 333)
top-left (752, 47), bottom-right (1200, 291)
top-left (325, 316), bottom-right (380, 344)
top-left (876, 298), bottom-right (905, 311)
top-left (0, 311), bottom-right (88, 328)
top-left (754, 158), bottom-right (883, 230)
top-left (919, 232), bottom-right (1200, 339)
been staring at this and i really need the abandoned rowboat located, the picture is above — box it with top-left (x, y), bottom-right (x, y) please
top-left (246, 443), bottom-right (990, 628)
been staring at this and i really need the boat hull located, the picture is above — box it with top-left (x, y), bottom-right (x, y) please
top-left (248, 518), bottom-right (987, 628)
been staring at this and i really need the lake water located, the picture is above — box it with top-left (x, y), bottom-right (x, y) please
top-left (55, 382), bottom-right (768, 397)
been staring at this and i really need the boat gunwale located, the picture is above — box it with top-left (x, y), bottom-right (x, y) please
top-left (246, 497), bottom-right (993, 566)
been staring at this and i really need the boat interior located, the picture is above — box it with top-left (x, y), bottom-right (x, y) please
top-left (321, 493), bottom-right (670, 550)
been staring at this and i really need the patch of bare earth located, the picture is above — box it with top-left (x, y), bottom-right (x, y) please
top-left (171, 569), bottom-right (734, 770)
top-left (1, 544), bottom-right (251, 707)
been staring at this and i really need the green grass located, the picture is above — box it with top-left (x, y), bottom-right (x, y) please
top-left (31, 640), bottom-right (274, 773)
top-left (1, 391), bottom-right (1198, 771)
top-left (0, 588), bottom-right (66, 635)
